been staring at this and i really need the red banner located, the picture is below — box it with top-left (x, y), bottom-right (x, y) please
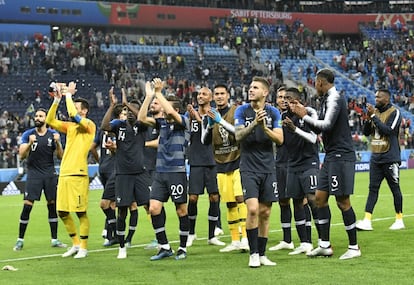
top-left (106, 4), bottom-right (414, 33)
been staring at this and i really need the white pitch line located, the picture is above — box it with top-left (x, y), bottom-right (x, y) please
top-left (0, 243), bottom-right (157, 263)
top-left (1, 239), bottom-right (194, 263)
top-left (2, 214), bottom-right (413, 263)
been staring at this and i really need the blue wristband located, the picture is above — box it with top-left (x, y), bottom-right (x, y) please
top-left (73, 114), bottom-right (82, 123)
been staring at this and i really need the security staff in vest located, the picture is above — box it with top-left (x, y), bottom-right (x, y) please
top-left (356, 88), bottom-right (404, 231)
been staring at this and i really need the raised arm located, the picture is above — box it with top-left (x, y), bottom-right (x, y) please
top-left (138, 81), bottom-right (156, 127)
top-left (187, 104), bottom-right (202, 123)
top-left (46, 84), bottom-right (65, 133)
top-left (64, 81), bottom-right (95, 134)
top-left (122, 87), bottom-right (140, 118)
top-left (101, 87), bottom-right (118, 131)
top-left (152, 78), bottom-right (182, 124)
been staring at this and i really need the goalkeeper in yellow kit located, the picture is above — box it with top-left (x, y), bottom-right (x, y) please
top-left (46, 81), bottom-right (96, 259)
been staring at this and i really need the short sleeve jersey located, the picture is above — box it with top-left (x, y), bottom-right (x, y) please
top-left (143, 126), bottom-right (160, 171)
top-left (93, 130), bottom-right (115, 174)
top-left (110, 119), bottom-right (147, 174)
top-left (20, 128), bottom-right (58, 178)
top-left (234, 104), bottom-right (281, 173)
top-left (187, 114), bottom-right (216, 167)
top-left (155, 115), bottom-right (190, 173)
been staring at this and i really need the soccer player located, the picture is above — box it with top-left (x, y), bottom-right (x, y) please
top-left (142, 96), bottom-right (163, 250)
top-left (234, 76), bottom-right (283, 268)
top-left (90, 104), bottom-right (126, 247)
top-left (282, 87), bottom-right (320, 255)
top-left (91, 130), bottom-right (116, 245)
top-left (185, 87), bottom-right (224, 247)
top-left (206, 84), bottom-right (249, 252)
top-left (46, 81), bottom-right (96, 259)
top-left (101, 87), bottom-right (151, 259)
top-left (269, 86), bottom-right (294, 252)
top-left (356, 89), bottom-right (404, 231)
top-left (138, 78), bottom-right (190, 261)
top-left (13, 108), bottom-right (66, 251)
top-left (143, 97), bottom-right (163, 179)
top-left (290, 68), bottom-right (361, 260)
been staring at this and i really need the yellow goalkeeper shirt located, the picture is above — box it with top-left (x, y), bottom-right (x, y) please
top-left (46, 97), bottom-right (96, 176)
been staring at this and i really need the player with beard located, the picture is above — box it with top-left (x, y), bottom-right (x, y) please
top-left (144, 97), bottom-right (163, 178)
top-left (356, 89), bottom-right (404, 231)
top-left (142, 96), bottom-right (163, 250)
top-left (185, 87), bottom-right (224, 248)
top-left (101, 87), bottom-right (151, 259)
top-left (138, 78), bottom-right (190, 261)
top-left (14, 108), bottom-right (66, 251)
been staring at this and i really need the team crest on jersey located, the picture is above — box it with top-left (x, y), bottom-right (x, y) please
top-left (133, 125), bottom-right (138, 135)
top-left (47, 137), bottom-right (53, 146)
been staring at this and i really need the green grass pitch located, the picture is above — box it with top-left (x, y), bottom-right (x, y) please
top-left (1, 170), bottom-right (414, 285)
